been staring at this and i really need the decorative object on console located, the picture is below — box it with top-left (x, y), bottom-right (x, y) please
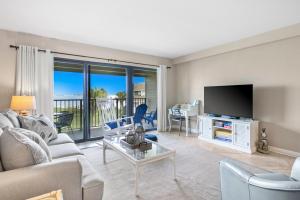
top-left (10, 96), bottom-right (36, 116)
top-left (121, 126), bottom-right (152, 151)
top-left (257, 128), bottom-right (269, 154)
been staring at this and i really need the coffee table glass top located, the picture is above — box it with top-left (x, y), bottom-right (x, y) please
top-left (103, 134), bottom-right (174, 161)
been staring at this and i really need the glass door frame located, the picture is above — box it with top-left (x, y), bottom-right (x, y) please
top-left (54, 57), bottom-right (153, 143)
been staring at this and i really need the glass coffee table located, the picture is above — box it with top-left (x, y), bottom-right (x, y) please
top-left (102, 134), bottom-right (176, 197)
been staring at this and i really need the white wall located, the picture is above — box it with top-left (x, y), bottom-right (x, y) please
top-left (145, 74), bottom-right (157, 111)
top-left (172, 35), bottom-right (300, 153)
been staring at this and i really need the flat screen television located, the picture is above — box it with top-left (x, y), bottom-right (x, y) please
top-left (204, 84), bottom-right (253, 119)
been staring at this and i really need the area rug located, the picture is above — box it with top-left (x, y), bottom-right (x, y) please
top-left (81, 133), bottom-right (224, 200)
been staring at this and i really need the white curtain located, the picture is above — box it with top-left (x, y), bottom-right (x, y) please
top-left (157, 65), bottom-right (168, 132)
top-left (16, 45), bottom-right (54, 120)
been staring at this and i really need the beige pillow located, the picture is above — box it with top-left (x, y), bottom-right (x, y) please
top-left (0, 113), bottom-right (13, 129)
top-left (19, 115), bottom-right (58, 143)
top-left (3, 109), bottom-right (20, 128)
top-left (0, 127), bottom-right (49, 171)
top-left (15, 128), bottom-right (52, 161)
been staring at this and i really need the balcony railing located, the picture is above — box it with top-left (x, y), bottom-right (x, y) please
top-left (54, 98), bottom-right (146, 131)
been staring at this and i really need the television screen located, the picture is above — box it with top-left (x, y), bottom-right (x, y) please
top-left (204, 84), bottom-right (253, 119)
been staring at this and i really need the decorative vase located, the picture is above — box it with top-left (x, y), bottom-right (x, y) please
top-left (257, 128), bottom-right (269, 154)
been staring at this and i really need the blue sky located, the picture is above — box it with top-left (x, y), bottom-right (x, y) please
top-left (54, 71), bottom-right (144, 97)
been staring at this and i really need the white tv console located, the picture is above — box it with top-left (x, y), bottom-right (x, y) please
top-left (197, 115), bottom-right (259, 153)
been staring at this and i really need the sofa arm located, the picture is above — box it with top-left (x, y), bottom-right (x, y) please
top-left (220, 159), bottom-right (255, 200)
top-left (0, 157), bottom-right (82, 200)
top-left (77, 156), bottom-right (104, 200)
top-left (291, 157), bottom-right (300, 181)
top-left (249, 174), bottom-right (300, 191)
top-left (249, 175), bottom-right (300, 200)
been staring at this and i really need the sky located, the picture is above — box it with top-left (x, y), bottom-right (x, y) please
top-left (54, 71), bottom-right (144, 98)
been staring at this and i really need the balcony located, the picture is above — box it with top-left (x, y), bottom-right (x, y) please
top-left (53, 98), bottom-right (147, 141)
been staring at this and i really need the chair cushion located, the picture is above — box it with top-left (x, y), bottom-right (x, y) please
top-left (49, 143), bottom-right (83, 159)
top-left (2, 109), bottom-right (20, 128)
top-left (145, 134), bottom-right (158, 142)
top-left (0, 127), bottom-right (49, 170)
top-left (19, 114), bottom-right (58, 143)
top-left (0, 113), bottom-right (13, 129)
top-left (105, 121), bottom-right (118, 129)
top-left (48, 133), bottom-right (74, 146)
top-left (172, 116), bottom-right (185, 121)
top-left (105, 119), bottom-right (128, 129)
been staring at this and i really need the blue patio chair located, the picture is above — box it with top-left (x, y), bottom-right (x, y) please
top-left (144, 109), bottom-right (157, 128)
top-left (134, 104), bottom-right (158, 142)
top-left (133, 104), bottom-right (148, 126)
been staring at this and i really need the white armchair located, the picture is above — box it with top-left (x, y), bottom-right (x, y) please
top-left (219, 158), bottom-right (300, 200)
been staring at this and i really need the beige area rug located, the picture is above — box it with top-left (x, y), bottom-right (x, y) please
top-left (81, 132), bottom-right (294, 200)
top-left (81, 133), bottom-right (224, 200)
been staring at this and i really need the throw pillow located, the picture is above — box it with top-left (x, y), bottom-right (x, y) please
top-left (2, 109), bottom-right (21, 128)
top-left (0, 113), bottom-right (13, 129)
top-left (15, 128), bottom-right (52, 161)
top-left (0, 127), bottom-right (49, 170)
top-left (19, 115), bottom-right (58, 143)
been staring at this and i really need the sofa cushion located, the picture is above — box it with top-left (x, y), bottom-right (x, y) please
top-left (2, 109), bottom-right (20, 128)
top-left (15, 128), bottom-right (52, 161)
top-left (49, 143), bottom-right (83, 159)
top-left (48, 133), bottom-right (74, 146)
top-left (0, 127), bottom-right (49, 170)
top-left (0, 113), bottom-right (13, 129)
top-left (19, 114), bottom-right (58, 143)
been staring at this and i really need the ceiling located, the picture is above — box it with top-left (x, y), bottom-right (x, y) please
top-left (0, 0), bottom-right (299, 58)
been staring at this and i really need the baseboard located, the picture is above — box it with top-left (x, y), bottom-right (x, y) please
top-left (170, 125), bottom-right (300, 157)
top-left (268, 146), bottom-right (300, 157)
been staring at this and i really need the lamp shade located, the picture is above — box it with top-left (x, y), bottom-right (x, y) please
top-left (10, 96), bottom-right (36, 111)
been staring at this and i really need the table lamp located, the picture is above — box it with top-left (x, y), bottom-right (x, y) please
top-left (10, 96), bottom-right (36, 116)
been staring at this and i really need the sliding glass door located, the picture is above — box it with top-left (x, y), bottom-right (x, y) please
top-left (53, 58), bottom-right (158, 142)
top-left (89, 64), bottom-right (126, 139)
top-left (54, 61), bottom-right (85, 141)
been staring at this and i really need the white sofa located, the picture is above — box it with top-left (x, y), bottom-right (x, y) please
top-left (0, 113), bottom-right (104, 200)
